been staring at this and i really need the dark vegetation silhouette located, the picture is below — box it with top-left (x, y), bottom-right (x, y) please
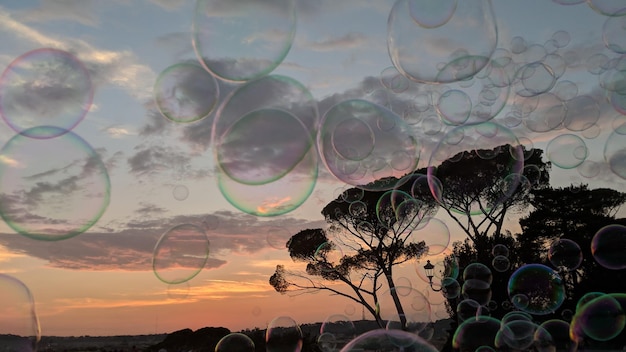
top-left (268, 144), bottom-right (626, 351)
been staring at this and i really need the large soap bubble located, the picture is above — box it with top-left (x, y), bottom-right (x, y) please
top-left (212, 75), bottom-right (318, 216)
top-left (0, 274), bottom-right (40, 352)
top-left (591, 224), bottom-right (626, 269)
top-left (340, 329), bottom-right (438, 352)
top-left (0, 126), bottom-right (110, 241)
top-left (153, 62), bottom-right (219, 123)
top-left (0, 48), bottom-right (93, 139)
top-left (152, 223), bottom-right (210, 284)
top-left (266, 316), bottom-right (303, 352)
top-left (192, 0), bottom-right (296, 82)
top-left (388, 0), bottom-right (497, 83)
top-left (318, 99), bottom-right (420, 191)
top-left (508, 264), bottom-right (565, 315)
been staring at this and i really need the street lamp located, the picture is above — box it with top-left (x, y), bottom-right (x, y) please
top-left (423, 260), bottom-right (443, 292)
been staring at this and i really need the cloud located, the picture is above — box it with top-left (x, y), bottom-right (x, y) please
top-left (148, 0), bottom-right (188, 11)
top-left (13, 0), bottom-right (101, 27)
top-left (127, 144), bottom-right (192, 176)
top-left (302, 32), bottom-right (368, 52)
top-left (0, 6), bottom-right (155, 101)
top-left (0, 211), bottom-right (325, 272)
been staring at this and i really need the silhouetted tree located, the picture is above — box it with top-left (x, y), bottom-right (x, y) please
top-left (270, 172), bottom-right (439, 329)
top-left (517, 184), bottom-right (626, 313)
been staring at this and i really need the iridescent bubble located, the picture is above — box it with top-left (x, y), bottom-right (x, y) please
top-left (319, 100), bottom-right (420, 191)
top-left (266, 316), bottom-right (303, 352)
top-left (462, 279), bottom-right (492, 306)
top-left (266, 226), bottom-right (292, 250)
top-left (508, 264), bottom-right (565, 315)
top-left (154, 62), bottom-right (219, 123)
top-left (442, 277), bottom-right (461, 299)
top-left (380, 66), bottom-right (410, 94)
top-left (320, 314), bottom-right (356, 352)
top-left (591, 224), bottom-right (626, 269)
top-left (582, 124), bottom-right (601, 139)
top-left (604, 15), bottom-right (626, 53)
top-left (0, 274), bottom-right (40, 352)
top-left (552, 30), bottom-right (572, 47)
top-left (152, 223), bottom-right (209, 284)
top-left (553, 80), bottom-right (579, 101)
top-left (217, 108), bottom-right (313, 185)
top-left (436, 89), bottom-right (471, 126)
top-left (452, 316), bottom-right (501, 351)
top-left (315, 242), bottom-right (344, 273)
top-left (492, 244), bottom-right (509, 257)
top-left (192, 0), bottom-right (296, 82)
top-left (515, 62), bottom-right (557, 97)
top-left (587, 53), bottom-right (610, 75)
top-left (492, 255), bottom-right (511, 272)
top-left (523, 93), bottom-right (566, 133)
top-left (0, 48), bottom-right (93, 139)
top-left (408, 0), bottom-right (458, 28)
top-left (604, 124), bottom-right (626, 179)
top-left (341, 188), bottom-right (365, 203)
top-left (548, 238), bottom-right (583, 271)
top-left (495, 320), bottom-right (539, 350)
top-left (511, 36), bottom-right (527, 54)
top-left (577, 292), bottom-right (608, 312)
top-left (202, 214), bottom-right (221, 231)
top-left (340, 329), bottom-right (438, 352)
top-left (463, 263), bottom-right (493, 284)
top-left (587, 0), bottom-right (626, 16)
top-left (0, 126), bottom-right (110, 241)
top-left (213, 75), bottom-right (318, 216)
top-left (562, 309), bottom-right (574, 321)
top-left (172, 184), bottom-right (189, 201)
top-left (217, 150), bottom-right (316, 217)
top-left (572, 294), bottom-right (626, 342)
top-left (534, 319), bottom-right (577, 352)
top-left (564, 95), bottom-right (600, 131)
top-left (413, 217), bottom-right (450, 255)
top-left (216, 333), bottom-right (255, 352)
top-left (456, 298), bottom-right (482, 322)
top-left (547, 134), bottom-right (588, 169)
top-left (387, 0), bottom-right (497, 84)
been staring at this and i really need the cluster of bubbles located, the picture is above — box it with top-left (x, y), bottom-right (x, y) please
top-left (0, 48), bottom-right (110, 241)
top-left (2, 0), bottom-right (626, 350)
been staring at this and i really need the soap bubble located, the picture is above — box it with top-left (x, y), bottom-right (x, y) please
top-left (591, 224), bottom-right (626, 269)
top-left (548, 238), bottom-right (583, 271)
top-left (193, 0), bottom-right (296, 82)
top-left (387, 0), bottom-right (497, 84)
top-left (216, 333), bottom-right (255, 352)
top-left (153, 62), bottom-right (219, 123)
top-left (0, 274), bottom-right (40, 352)
top-left (266, 316), bottom-right (303, 352)
top-left (508, 264), bottom-right (565, 315)
top-left (0, 126), bottom-right (110, 241)
top-left (0, 48), bottom-right (93, 139)
top-left (152, 223), bottom-right (209, 284)
top-left (340, 329), bottom-right (438, 351)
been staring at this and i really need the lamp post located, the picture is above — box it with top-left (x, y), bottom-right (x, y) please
top-left (423, 260), bottom-right (443, 292)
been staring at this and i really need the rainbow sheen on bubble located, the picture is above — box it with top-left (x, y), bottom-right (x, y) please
top-left (192, 0), bottom-right (296, 82)
top-left (340, 329), bottom-right (438, 352)
top-left (266, 316), bottom-right (303, 352)
top-left (154, 62), bottom-right (219, 123)
top-left (388, 0), bottom-right (497, 83)
top-left (591, 224), bottom-right (626, 269)
top-left (0, 48), bottom-right (93, 139)
top-left (152, 223), bottom-right (210, 284)
top-left (319, 99), bottom-right (420, 191)
top-left (0, 126), bottom-right (110, 241)
top-left (508, 264), bottom-right (565, 315)
top-left (0, 274), bottom-right (40, 352)
top-left (216, 333), bottom-right (255, 352)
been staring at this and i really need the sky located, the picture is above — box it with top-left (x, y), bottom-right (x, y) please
top-left (0, 0), bottom-right (624, 338)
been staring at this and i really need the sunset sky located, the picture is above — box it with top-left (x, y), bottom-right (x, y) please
top-left (0, 0), bottom-right (624, 338)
